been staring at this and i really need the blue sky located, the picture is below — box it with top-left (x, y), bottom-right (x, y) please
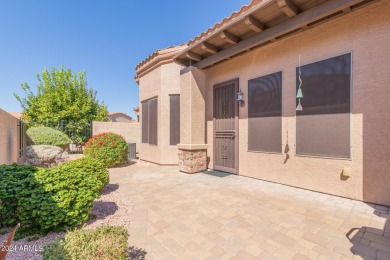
top-left (0, 0), bottom-right (249, 118)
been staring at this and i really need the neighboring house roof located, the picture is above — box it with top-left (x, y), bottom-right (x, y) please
top-left (134, 45), bottom-right (187, 83)
top-left (107, 112), bottom-right (133, 122)
top-left (9, 112), bottom-right (22, 119)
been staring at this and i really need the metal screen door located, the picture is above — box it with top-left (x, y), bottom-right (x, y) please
top-left (213, 79), bottom-right (239, 174)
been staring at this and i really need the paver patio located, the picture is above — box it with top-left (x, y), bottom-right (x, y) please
top-left (110, 162), bottom-right (390, 260)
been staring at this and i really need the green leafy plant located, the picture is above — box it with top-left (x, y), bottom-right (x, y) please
top-left (84, 133), bottom-right (128, 168)
top-left (41, 240), bottom-right (68, 260)
top-left (42, 225), bottom-right (128, 260)
top-left (0, 158), bottom-right (108, 236)
top-left (0, 164), bottom-right (40, 227)
top-left (27, 126), bottom-right (71, 150)
top-left (14, 66), bottom-right (109, 144)
top-left (19, 158), bottom-right (108, 233)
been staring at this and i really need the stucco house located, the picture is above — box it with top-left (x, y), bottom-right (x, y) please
top-left (135, 0), bottom-right (390, 206)
top-left (107, 112), bottom-right (134, 123)
top-left (133, 107), bottom-right (140, 122)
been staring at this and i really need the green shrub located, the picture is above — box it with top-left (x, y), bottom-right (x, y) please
top-left (42, 225), bottom-right (128, 260)
top-left (62, 157), bottom-right (109, 191)
top-left (41, 240), bottom-right (68, 260)
top-left (84, 133), bottom-right (128, 168)
top-left (19, 158), bottom-right (108, 233)
top-left (0, 158), bottom-right (108, 235)
top-left (27, 126), bottom-right (71, 150)
top-left (0, 164), bottom-right (40, 227)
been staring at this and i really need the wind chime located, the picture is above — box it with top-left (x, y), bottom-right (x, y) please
top-left (296, 54), bottom-right (303, 111)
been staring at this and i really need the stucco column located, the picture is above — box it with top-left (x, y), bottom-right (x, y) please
top-left (178, 66), bottom-right (208, 173)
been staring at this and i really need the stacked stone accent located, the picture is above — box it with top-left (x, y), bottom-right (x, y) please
top-left (178, 149), bottom-right (207, 174)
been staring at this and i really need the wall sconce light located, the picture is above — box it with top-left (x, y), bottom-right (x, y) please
top-left (237, 88), bottom-right (244, 105)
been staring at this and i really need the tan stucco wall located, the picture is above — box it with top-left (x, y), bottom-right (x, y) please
top-left (203, 1), bottom-right (390, 205)
top-left (0, 108), bottom-right (19, 164)
top-left (92, 121), bottom-right (139, 144)
top-left (179, 67), bottom-right (207, 146)
top-left (138, 62), bottom-right (183, 165)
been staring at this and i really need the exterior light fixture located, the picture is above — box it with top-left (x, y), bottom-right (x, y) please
top-left (237, 88), bottom-right (244, 105)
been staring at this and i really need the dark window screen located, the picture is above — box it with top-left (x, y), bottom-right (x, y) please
top-left (248, 71), bottom-right (282, 153)
top-left (148, 98), bottom-right (158, 145)
top-left (170, 95), bottom-right (180, 145)
top-left (296, 53), bottom-right (351, 158)
top-left (141, 101), bottom-right (148, 143)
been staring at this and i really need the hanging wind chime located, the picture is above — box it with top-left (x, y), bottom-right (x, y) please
top-left (296, 55), bottom-right (303, 111)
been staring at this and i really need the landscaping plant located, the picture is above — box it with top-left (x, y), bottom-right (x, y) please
top-left (0, 158), bottom-right (108, 236)
top-left (14, 66), bottom-right (109, 144)
top-left (42, 225), bottom-right (129, 260)
top-left (27, 126), bottom-right (71, 150)
top-left (84, 132), bottom-right (128, 167)
top-left (0, 164), bottom-right (40, 227)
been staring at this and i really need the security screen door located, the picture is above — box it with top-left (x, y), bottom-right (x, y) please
top-left (213, 79), bottom-right (239, 174)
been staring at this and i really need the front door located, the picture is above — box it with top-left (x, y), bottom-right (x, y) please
top-left (213, 79), bottom-right (239, 174)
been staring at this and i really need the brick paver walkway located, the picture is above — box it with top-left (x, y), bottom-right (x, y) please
top-left (110, 162), bottom-right (390, 260)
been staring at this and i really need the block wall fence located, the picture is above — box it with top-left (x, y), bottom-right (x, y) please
top-left (92, 121), bottom-right (140, 144)
top-left (0, 108), bottom-right (20, 164)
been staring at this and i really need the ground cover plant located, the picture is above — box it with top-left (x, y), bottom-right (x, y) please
top-left (27, 126), bottom-right (71, 150)
top-left (84, 132), bottom-right (128, 168)
top-left (41, 225), bottom-right (128, 260)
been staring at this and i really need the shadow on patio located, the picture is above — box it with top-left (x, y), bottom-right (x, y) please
top-left (348, 204), bottom-right (390, 259)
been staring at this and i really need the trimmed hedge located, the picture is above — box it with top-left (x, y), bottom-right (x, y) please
top-left (84, 133), bottom-right (128, 168)
top-left (0, 157), bottom-right (108, 235)
top-left (42, 225), bottom-right (128, 260)
top-left (27, 126), bottom-right (71, 150)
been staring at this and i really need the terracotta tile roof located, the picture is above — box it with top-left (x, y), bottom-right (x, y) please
top-left (135, 44), bottom-right (187, 71)
top-left (135, 0), bottom-right (269, 76)
top-left (187, 0), bottom-right (265, 46)
top-left (108, 112), bottom-right (130, 116)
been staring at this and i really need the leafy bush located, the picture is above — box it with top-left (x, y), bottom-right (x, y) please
top-left (0, 158), bottom-right (108, 235)
top-left (41, 241), bottom-right (67, 260)
top-left (19, 158), bottom-right (108, 233)
top-left (61, 157), bottom-right (109, 191)
top-left (84, 133), bottom-right (128, 167)
top-left (0, 164), bottom-right (40, 227)
top-left (27, 126), bottom-right (71, 150)
top-left (42, 225), bottom-right (128, 260)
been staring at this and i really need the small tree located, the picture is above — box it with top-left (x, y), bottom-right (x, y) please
top-left (15, 66), bottom-right (108, 144)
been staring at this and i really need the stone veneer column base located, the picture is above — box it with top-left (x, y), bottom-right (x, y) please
top-left (178, 147), bottom-right (207, 174)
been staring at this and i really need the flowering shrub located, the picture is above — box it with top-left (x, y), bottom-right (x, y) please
top-left (83, 133), bottom-right (128, 168)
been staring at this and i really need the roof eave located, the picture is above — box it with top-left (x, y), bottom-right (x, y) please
top-left (173, 0), bottom-right (275, 64)
top-left (175, 0), bottom-right (374, 69)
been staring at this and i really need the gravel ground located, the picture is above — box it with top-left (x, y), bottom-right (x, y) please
top-left (0, 184), bottom-right (133, 260)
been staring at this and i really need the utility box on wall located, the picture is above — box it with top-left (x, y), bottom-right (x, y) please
top-left (128, 143), bottom-right (136, 160)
